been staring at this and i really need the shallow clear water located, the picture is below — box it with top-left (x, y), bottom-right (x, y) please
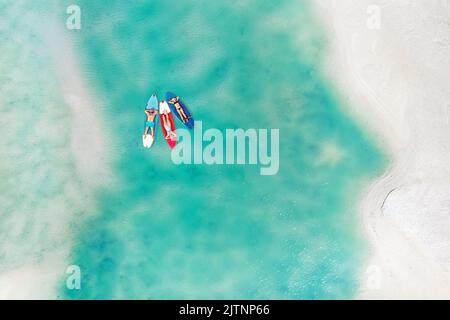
top-left (0, 1), bottom-right (84, 272)
top-left (0, 0), bottom-right (385, 299)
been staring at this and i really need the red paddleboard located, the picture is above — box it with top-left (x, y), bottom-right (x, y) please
top-left (159, 101), bottom-right (177, 149)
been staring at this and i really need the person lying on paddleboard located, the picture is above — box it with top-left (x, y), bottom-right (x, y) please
top-left (160, 101), bottom-right (177, 140)
top-left (144, 109), bottom-right (157, 138)
top-left (169, 96), bottom-right (191, 124)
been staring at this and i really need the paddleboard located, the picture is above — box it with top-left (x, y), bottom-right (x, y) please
top-left (166, 92), bottom-right (194, 129)
top-left (143, 94), bottom-right (159, 148)
top-left (159, 100), bottom-right (177, 149)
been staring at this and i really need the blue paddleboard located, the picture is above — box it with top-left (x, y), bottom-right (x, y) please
top-left (166, 92), bottom-right (194, 129)
top-left (143, 94), bottom-right (159, 148)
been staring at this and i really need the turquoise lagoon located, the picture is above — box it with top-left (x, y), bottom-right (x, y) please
top-left (2, 0), bottom-right (385, 299)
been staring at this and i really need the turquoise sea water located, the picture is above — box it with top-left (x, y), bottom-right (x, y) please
top-left (59, 0), bottom-right (384, 299)
top-left (0, 0), bottom-right (385, 299)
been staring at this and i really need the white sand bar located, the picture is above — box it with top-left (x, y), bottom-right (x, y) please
top-left (315, 0), bottom-right (450, 298)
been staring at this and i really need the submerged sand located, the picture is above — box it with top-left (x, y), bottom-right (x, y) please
top-left (0, 6), bottom-right (110, 299)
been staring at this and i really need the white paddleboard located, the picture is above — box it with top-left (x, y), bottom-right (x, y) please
top-left (142, 134), bottom-right (154, 148)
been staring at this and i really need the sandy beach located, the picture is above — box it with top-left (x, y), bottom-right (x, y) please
top-left (315, 0), bottom-right (450, 298)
